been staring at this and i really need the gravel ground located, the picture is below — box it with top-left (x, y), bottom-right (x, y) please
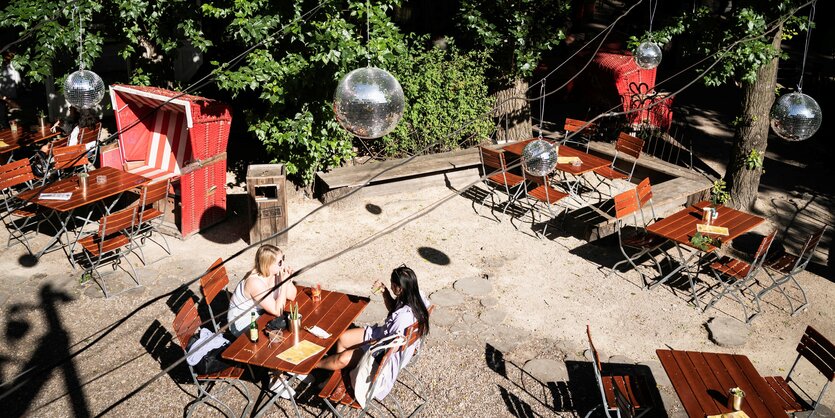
top-left (1, 172), bottom-right (833, 417)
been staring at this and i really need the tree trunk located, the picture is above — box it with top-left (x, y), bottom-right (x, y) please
top-left (725, 27), bottom-right (781, 210)
top-left (492, 78), bottom-right (532, 143)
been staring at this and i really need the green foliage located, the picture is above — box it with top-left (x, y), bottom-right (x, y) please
top-left (383, 39), bottom-right (493, 157)
top-left (456, 0), bottom-right (570, 83)
top-left (744, 149), bottom-right (764, 170)
top-left (710, 179), bottom-right (730, 206)
top-left (651, 2), bottom-right (808, 87)
top-left (690, 232), bottom-right (721, 251)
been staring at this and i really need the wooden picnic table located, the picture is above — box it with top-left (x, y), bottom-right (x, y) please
top-left (657, 349), bottom-right (787, 418)
top-left (0, 126), bottom-right (61, 158)
top-left (223, 285), bottom-right (368, 417)
top-left (646, 201), bottom-right (765, 307)
top-left (16, 166), bottom-right (150, 262)
top-left (501, 138), bottom-right (611, 175)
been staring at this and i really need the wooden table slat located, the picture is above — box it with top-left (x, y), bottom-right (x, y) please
top-left (657, 349), bottom-right (705, 416)
top-left (671, 350), bottom-right (723, 413)
top-left (17, 166), bottom-right (149, 211)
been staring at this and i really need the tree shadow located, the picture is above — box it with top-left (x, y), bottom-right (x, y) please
top-left (1, 284), bottom-right (90, 418)
top-left (417, 246), bottom-right (450, 266)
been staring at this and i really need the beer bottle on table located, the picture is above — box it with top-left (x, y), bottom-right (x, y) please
top-left (249, 311), bottom-right (258, 343)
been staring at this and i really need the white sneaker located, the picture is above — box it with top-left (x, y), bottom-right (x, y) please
top-left (270, 377), bottom-right (296, 399)
top-left (289, 372), bottom-right (315, 384)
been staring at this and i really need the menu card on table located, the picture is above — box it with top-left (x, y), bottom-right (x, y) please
top-left (39, 192), bottom-right (73, 201)
top-left (276, 340), bottom-right (325, 365)
top-left (557, 156), bottom-right (581, 164)
top-left (697, 224), bottom-right (730, 236)
top-left (707, 411), bottom-right (750, 418)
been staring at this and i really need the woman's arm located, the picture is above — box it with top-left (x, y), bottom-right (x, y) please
top-left (245, 275), bottom-right (285, 316)
top-left (277, 265), bottom-right (297, 302)
top-left (373, 280), bottom-right (396, 312)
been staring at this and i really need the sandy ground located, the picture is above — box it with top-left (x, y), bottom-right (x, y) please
top-left (0, 160), bottom-right (833, 418)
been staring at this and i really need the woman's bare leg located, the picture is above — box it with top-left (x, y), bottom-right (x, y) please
top-left (335, 327), bottom-right (365, 353)
top-left (315, 348), bottom-right (364, 371)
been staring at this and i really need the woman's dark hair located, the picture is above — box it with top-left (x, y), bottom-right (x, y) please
top-left (390, 265), bottom-right (430, 337)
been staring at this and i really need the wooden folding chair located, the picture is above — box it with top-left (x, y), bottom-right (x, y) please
top-left (51, 144), bottom-right (90, 178)
top-left (585, 325), bottom-right (653, 418)
top-left (758, 225), bottom-right (827, 316)
top-left (563, 118), bottom-right (598, 152)
top-left (593, 133), bottom-right (644, 197)
top-left (319, 334), bottom-right (408, 418)
top-left (0, 159), bottom-right (43, 251)
top-left (606, 183), bottom-right (668, 289)
top-left (131, 178), bottom-right (172, 264)
top-left (477, 146), bottom-right (526, 218)
top-left (521, 169), bottom-right (569, 239)
top-left (199, 258), bottom-right (230, 332)
top-left (763, 325), bottom-right (835, 418)
top-left (705, 231), bottom-right (777, 323)
top-left (75, 206), bottom-right (140, 298)
top-left (173, 298), bottom-right (252, 418)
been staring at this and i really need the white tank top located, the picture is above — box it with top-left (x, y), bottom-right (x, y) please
top-left (227, 272), bottom-right (267, 336)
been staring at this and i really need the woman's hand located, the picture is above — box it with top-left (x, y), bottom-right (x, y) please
top-left (50, 120), bottom-right (60, 133)
top-left (371, 280), bottom-right (386, 295)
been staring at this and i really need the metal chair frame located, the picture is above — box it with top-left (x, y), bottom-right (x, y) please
top-left (75, 206), bottom-right (141, 298)
top-left (520, 169), bottom-right (569, 239)
top-left (585, 325), bottom-right (652, 418)
top-left (705, 231), bottom-right (777, 323)
top-left (0, 159), bottom-right (43, 252)
top-left (477, 146), bottom-right (526, 219)
top-left (563, 118), bottom-right (598, 152)
top-left (131, 178), bottom-right (172, 265)
top-left (173, 298), bottom-right (252, 418)
top-left (607, 180), bottom-right (669, 289)
top-left (592, 133), bottom-right (644, 198)
top-left (758, 225), bottom-right (827, 316)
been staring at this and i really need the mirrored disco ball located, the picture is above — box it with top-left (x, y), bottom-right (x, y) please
top-left (522, 139), bottom-right (558, 177)
top-left (770, 92), bottom-right (822, 141)
top-left (64, 69), bottom-right (106, 109)
top-left (634, 41), bottom-right (662, 70)
top-left (333, 66), bottom-right (405, 139)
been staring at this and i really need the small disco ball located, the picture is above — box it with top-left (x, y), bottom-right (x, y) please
top-left (634, 41), bottom-right (662, 70)
top-left (770, 91), bottom-right (822, 141)
top-left (64, 69), bottom-right (106, 109)
top-left (522, 139), bottom-right (558, 177)
top-left (333, 66), bottom-right (405, 139)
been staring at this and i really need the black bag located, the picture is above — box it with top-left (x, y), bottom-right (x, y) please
top-left (30, 151), bottom-right (53, 179)
top-left (186, 329), bottom-right (232, 375)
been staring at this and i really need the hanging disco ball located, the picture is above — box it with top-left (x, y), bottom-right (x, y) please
top-left (770, 91), bottom-right (822, 141)
top-left (64, 69), bottom-right (106, 109)
top-left (333, 66), bottom-right (405, 139)
top-left (634, 41), bottom-right (662, 70)
top-left (522, 140), bottom-right (558, 177)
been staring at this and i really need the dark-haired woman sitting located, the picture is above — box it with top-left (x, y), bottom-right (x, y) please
top-left (315, 265), bottom-right (430, 398)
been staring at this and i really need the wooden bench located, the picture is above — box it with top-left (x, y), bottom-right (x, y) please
top-left (315, 148), bottom-right (481, 203)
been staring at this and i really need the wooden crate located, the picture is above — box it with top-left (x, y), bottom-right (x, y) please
top-left (247, 164), bottom-right (287, 246)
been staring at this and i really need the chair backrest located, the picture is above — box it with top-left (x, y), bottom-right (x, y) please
top-left (78, 123), bottom-right (101, 145)
top-left (99, 206), bottom-right (137, 238)
top-left (479, 146), bottom-right (507, 172)
top-left (795, 325), bottom-right (835, 382)
top-left (790, 226), bottom-right (827, 274)
top-left (613, 383), bottom-right (637, 418)
top-left (0, 159), bottom-right (35, 192)
top-left (200, 258), bottom-right (229, 305)
top-left (53, 144), bottom-right (90, 169)
top-left (613, 188), bottom-right (640, 222)
top-left (139, 178), bottom-right (170, 208)
top-left (615, 133), bottom-right (644, 159)
top-left (586, 325), bottom-right (612, 412)
top-left (750, 231), bottom-right (777, 273)
top-left (565, 118), bottom-right (597, 135)
top-left (635, 177), bottom-right (657, 226)
top-left (172, 298), bottom-right (201, 351)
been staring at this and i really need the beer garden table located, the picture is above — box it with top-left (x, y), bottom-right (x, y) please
top-left (646, 201), bottom-right (765, 308)
top-left (0, 126), bottom-right (60, 162)
top-left (657, 349), bottom-right (787, 417)
top-left (16, 166), bottom-right (150, 264)
top-left (223, 286), bottom-right (369, 418)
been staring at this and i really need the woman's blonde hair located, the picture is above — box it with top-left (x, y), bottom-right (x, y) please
top-left (254, 244), bottom-right (283, 277)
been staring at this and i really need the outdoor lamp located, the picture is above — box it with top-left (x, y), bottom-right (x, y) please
top-left (333, 66), bottom-right (405, 139)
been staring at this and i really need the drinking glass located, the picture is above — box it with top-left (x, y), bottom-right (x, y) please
top-left (96, 175), bottom-right (106, 185)
top-left (267, 329), bottom-right (284, 346)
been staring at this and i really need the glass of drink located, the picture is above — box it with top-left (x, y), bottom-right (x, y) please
top-left (267, 329), bottom-right (284, 346)
top-left (371, 281), bottom-right (384, 295)
top-left (311, 283), bottom-right (322, 303)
